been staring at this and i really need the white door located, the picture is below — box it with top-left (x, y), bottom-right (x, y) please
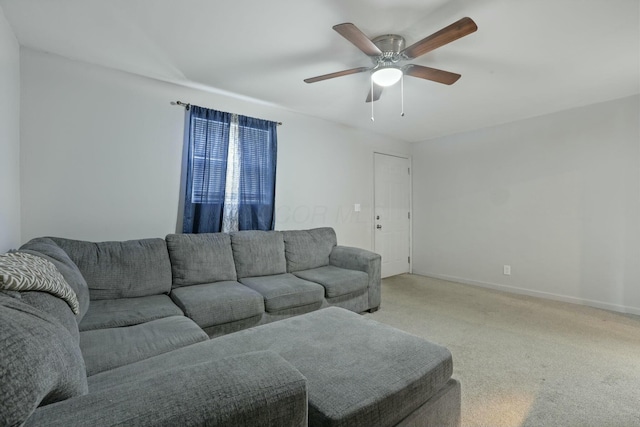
top-left (374, 153), bottom-right (411, 278)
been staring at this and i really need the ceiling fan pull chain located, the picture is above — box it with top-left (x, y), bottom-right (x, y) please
top-left (401, 73), bottom-right (405, 117)
top-left (371, 77), bottom-right (375, 122)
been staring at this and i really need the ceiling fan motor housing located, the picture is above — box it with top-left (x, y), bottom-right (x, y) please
top-left (370, 35), bottom-right (405, 86)
top-left (371, 34), bottom-right (406, 63)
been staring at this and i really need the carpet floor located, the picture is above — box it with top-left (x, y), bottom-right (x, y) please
top-left (365, 274), bottom-right (640, 427)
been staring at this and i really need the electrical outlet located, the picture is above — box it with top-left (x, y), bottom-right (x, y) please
top-left (354, 204), bottom-right (361, 212)
top-left (503, 265), bottom-right (511, 275)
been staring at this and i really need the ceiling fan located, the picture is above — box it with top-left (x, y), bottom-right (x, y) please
top-left (304, 17), bottom-right (478, 103)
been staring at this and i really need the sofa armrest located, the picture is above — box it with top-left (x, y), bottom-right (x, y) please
top-left (329, 246), bottom-right (381, 311)
top-left (25, 351), bottom-right (307, 427)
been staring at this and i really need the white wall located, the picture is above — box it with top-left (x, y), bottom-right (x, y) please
top-left (0, 7), bottom-right (21, 252)
top-left (19, 48), bottom-right (410, 250)
top-left (412, 95), bottom-right (640, 314)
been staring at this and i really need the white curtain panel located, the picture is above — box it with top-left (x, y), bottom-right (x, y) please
top-left (222, 114), bottom-right (241, 232)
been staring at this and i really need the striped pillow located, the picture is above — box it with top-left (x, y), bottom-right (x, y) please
top-left (0, 252), bottom-right (79, 315)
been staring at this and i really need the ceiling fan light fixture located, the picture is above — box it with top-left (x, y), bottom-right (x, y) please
top-left (371, 66), bottom-right (402, 87)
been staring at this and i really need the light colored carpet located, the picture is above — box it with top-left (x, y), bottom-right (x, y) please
top-left (365, 274), bottom-right (640, 427)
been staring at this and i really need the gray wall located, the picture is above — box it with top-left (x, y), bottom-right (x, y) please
top-left (412, 95), bottom-right (640, 314)
top-left (19, 48), bottom-right (411, 249)
top-left (0, 7), bottom-right (21, 252)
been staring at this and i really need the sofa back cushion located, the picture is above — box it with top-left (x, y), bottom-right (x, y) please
top-left (283, 227), bottom-right (337, 273)
top-left (19, 291), bottom-right (80, 344)
top-left (19, 237), bottom-right (90, 321)
top-left (231, 231), bottom-right (286, 279)
top-left (166, 233), bottom-right (237, 287)
top-left (51, 238), bottom-right (172, 300)
top-left (0, 294), bottom-right (88, 426)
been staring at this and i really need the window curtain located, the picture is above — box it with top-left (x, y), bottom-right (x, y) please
top-left (235, 115), bottom-right (277, 230)
top-left (182, 105), bottom-right (277, 233)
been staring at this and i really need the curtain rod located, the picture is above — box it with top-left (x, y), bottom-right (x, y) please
top-left (173, 101), bottom-right (282, 126)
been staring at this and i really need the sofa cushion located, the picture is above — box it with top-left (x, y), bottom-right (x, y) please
top-left (0, 251), bottom-right (79, 315)
top-left (34, 351), bottom-right (308, 427)
top-left (79, 295), bottom-right (184, 332)
top-left (239, 273), bottom-right (324, 312)
top-left (51, 237), bottom-right (172, 300)
top-left (170, 281), bottom-right (264, 329)
top-left (19, 291), bottom-right (80, 344)
top-left (293, 265), bottom-right (369, 298)
top-left (0, 295), bottom-right (88, 427)
top-left (166, 233), bottom-right (237, 287)
top-left (283, 228), bottom-right (337, 273)
top-left (231, 231), bottom-right (286, 278)
top-left (80, 316), bottom-right (208, 376)
top-left (20, 237), bottom-right (90, 321)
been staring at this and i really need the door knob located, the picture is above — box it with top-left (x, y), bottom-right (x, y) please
top-left (376, 224), bottom-right (382, 229)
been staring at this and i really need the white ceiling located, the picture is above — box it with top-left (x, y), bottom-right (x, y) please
top-left (2, 0), bottom-right (638, 142)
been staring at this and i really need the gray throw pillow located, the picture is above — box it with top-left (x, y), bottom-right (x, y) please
top-left (0, 296), bottom-right (88, 426)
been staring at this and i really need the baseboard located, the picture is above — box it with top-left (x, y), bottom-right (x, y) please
top-left (413, 271), bottom-right (640, 316)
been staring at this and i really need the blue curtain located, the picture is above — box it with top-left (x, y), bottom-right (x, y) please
top-left (182, 105), bottom-right (277, 233)
top-left (237, 115), bottom-right (277, 231)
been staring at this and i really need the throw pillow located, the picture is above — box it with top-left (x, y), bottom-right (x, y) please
top-left (0, 252), bottom-right (79, 315)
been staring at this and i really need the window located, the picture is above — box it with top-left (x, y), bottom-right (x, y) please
top-left (183, 106), bottom-right (277, 233)
top-left (190, 117), bottom-right (228, 204)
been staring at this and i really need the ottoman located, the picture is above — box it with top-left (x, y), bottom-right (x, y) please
top-left (210, 306), bottom-right (461, 427)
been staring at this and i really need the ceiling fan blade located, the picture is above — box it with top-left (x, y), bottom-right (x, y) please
top-left (304, 66), bottom-right (370, 83)
top-left (365, 84), bottom-right (383, 103)
top-left (333, 23), bottom-right (382, 57)
top-left (401, 17), bottom-right (477, 59)
top-left (404, 64), bottom-right (461, 85)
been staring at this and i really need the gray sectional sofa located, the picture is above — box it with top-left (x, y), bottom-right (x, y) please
top-left (1, 227), bottom-right (460, 427)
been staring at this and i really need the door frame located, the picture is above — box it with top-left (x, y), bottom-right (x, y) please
top-left (372, 151), bottom-right (413, 275)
